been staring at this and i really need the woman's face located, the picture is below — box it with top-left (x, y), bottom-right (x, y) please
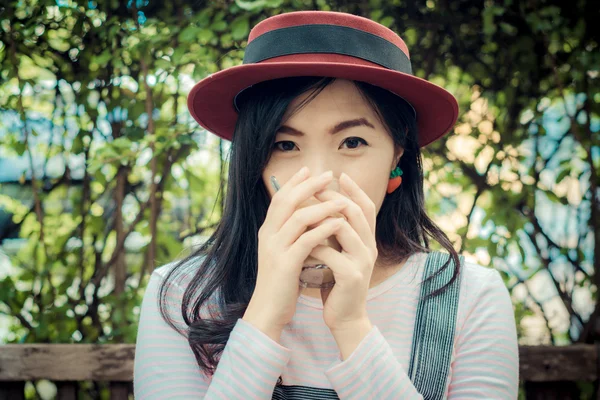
top-left (262, 79), bottom-right (403, 215)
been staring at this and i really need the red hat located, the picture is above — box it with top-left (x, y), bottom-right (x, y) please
top-left (187, 11), bottom-right (458, 148)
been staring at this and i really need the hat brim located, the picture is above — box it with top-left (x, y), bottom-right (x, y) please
top-left (187, 62), bottom-right (458, 147)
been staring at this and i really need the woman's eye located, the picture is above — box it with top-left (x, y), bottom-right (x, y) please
top-left (342, 137), bottom-right (368, 149)
top-left (273, 137), bottom-right (368, 152)
top-left (273, 141), bottom-right (297, 152)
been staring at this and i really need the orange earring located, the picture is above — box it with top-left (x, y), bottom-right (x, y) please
top-left (387, 166), bottom-right (403, 194)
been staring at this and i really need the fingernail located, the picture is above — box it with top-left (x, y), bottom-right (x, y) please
top-left (341, 172), bottom-right (353, 185)
top-left (322, 170), bottom-right (333, 178)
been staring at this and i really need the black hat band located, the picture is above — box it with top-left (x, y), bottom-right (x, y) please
top-left (243, 24), bottom-right (413, 74)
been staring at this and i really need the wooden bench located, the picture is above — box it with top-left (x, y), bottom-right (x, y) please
top-left (0, 344), bottom-right (133, 400)
top-left (0, 344), bottom-right (598, 399)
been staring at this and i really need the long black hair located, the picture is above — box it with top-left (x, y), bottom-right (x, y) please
top-left (158, 76), bottom-right (460, 376)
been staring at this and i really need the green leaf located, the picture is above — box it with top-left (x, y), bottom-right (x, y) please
top-left (230, 16), bottom-right (249, 41)
top-left (198, 28), bottom-right (214, 43)
top-left (211, 21), bottom-right (227, 32)
top-left (14, 140), bottom-right (26, 156)
top-left (482, 9), bottom-right (497, 35)
top-left (235, 0), bottom-right (268, 11)
top-left (155, 59), bottom-right (172, 71)
top-left (71, 133), bottom-right (84, 155)
top-left (379, 16), bottom-right (394, 28)
top-left (94, 50), bottom-right (112, 67)
top-left (555, 168), bottom-right (570, 183)
top-left (178, 26), bottom-right (201, 43)
top-left (125, 127), bottom-right (145, 141)
top-left (544, 190), bottom-right (563, 204)
top-left (499, 22), bottom-right (517, 36)
top-left (195, 8), bottom-right (213, 26)
top-left (177, 134), bottom-right (194, 145)
top-left (112, 137), bottom-right (133, 150)
top-left (370, 10), bottom-right (383, 21)
top-left (171, 47), bottom-right (187, 64)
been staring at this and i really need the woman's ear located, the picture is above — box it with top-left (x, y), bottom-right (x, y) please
top-left (392, 147), bottom-right (404, 168)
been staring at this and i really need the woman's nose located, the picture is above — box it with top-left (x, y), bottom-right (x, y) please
top-left (306, 166), bottom-right (340, 179)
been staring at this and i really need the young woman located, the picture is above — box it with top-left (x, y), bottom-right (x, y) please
top-left (134, 10), bottom-right (519, 399)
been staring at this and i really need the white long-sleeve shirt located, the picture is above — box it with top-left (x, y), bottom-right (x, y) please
top-left (134, 251), bottom-right (519, 399)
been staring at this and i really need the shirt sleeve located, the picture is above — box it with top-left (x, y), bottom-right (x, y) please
top-left (324, 325), bottom-right (423, 399)
top-left (447, 268), bottom-right (519, 399)
top-left (324, 267), bottom-right (519, 400)
top-left (133, 270), bottom-right (293, 399)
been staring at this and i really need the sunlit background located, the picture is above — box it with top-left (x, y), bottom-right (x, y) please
top-left (0, 0), bottom-right (598, 398)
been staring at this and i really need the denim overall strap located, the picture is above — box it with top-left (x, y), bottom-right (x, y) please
top-left (407, 251), bottom-right (464, 399)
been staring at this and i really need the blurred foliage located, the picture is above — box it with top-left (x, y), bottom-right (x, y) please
top-left (0, 0), bottom-right (598, 397)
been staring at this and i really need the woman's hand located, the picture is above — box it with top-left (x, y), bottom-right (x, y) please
top-left (310, 172), bottom-right (378, 333)
top-left (244, 167), bottom-right (350, 341)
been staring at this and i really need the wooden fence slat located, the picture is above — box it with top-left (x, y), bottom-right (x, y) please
top-left (0, 343), bottom-right (598, 400)
top-left (519, 344), bottom-right (597, 381)
top-left (4, 344), bottom-right (595, 382)
top-left (0, 344), bottom-right (134, 381)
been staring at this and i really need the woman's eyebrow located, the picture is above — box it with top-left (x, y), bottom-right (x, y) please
top-left (277, 118), bottom-right (375, 136)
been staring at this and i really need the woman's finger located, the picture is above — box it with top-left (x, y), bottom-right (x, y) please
top-left (314, 189), bottom-right (375, 251)
top-left (329, 219), bottom-right (369, 264)
top-left (265, 169), bottom-right (334, 234)
top-left (309, 244), bottom-right (350, 276)
top-left (288, 218), bottom-right (345, 264)
top-left (338, 172), bottom-right (377, 235)
top-left (277, 200), bottom-right (348, 248)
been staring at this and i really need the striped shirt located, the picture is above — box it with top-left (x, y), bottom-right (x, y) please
top-left (134, 251), bottom-right (519, 399)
